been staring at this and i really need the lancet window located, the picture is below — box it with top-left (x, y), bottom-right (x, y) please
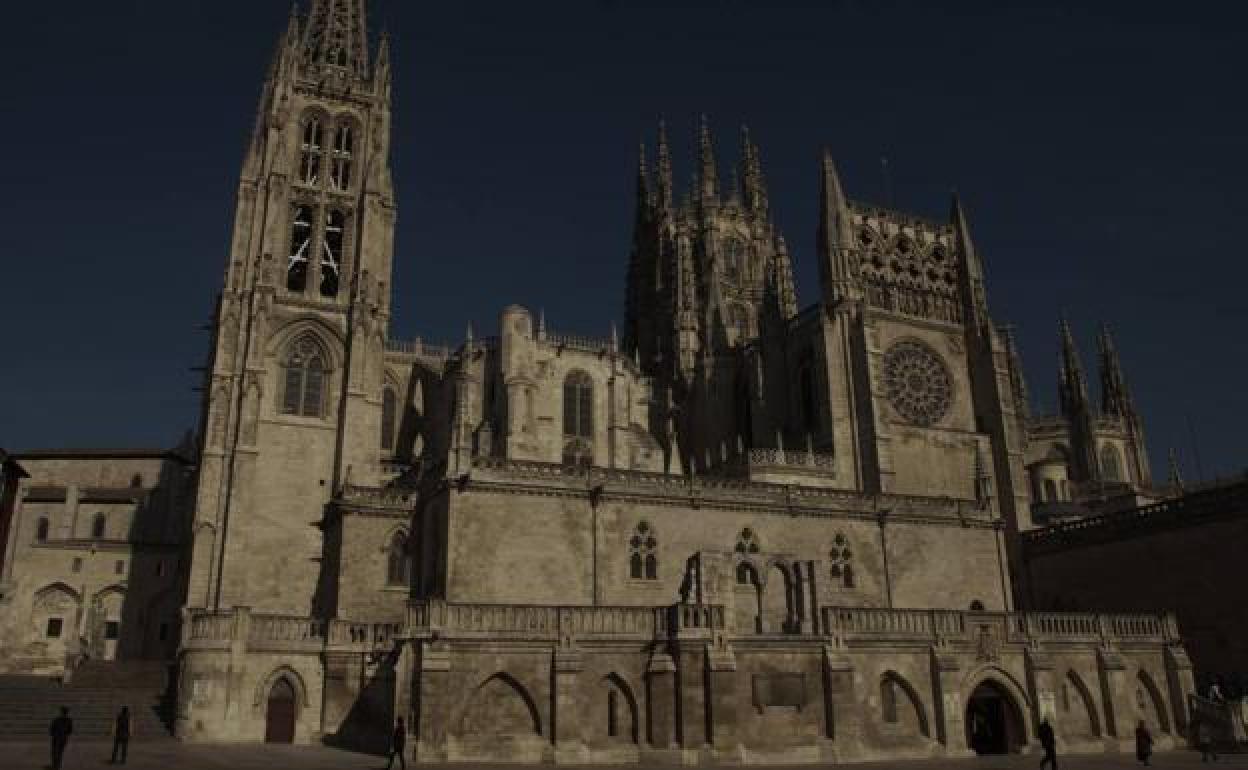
top-left (287, 205), bottom-right (313, 292)
top-left (628, 521), bottom-right (658, 580)
top-left (386, 532), bottom-right (410, 587)
top-left (280, 335), bottom-right (328, 418)
top-left (562, 370), bottom-right (594, 467)
top-left (320, 209), bottom-right (345, 297)
top-left (36, 517), bottom-right (49, 543)
top-left (381, 386), bottom-right (398, 451)
top-left (299, 116), bottom-right (323, 187)
top-left (829, 533), bottom-right (854, 589)
top-left (330, 123), bottom-right (354, 191)
top-left (91, 513), bottom-right (107, 539)
top-left (1100, 445), bottom-right (1123, 483)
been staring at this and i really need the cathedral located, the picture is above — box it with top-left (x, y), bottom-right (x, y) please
top-left (0, 0), bottom-right (1202, 762)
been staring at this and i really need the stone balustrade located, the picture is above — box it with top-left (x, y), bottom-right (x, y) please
top-left (185, 603), bottom-right (1180, 657)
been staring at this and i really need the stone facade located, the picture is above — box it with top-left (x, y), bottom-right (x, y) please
top-left (1023, 480), bottom-right (1248, 684)
top-left (0, 448), bottom-right (195, 675)
top-left (165, 0), bottom-right (1198, 762)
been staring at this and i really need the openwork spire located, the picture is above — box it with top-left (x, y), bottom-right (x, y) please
top-left (1057, 317), bottom-right (1090, 416)
top-left (698, 115), bottom-right (719, 203)
top-left (302, 0), bottom-right (370, 78)
top-left (1097, 322), bottom-right (1134, 417)
top-left (655, 119), bottom-right (674, 210)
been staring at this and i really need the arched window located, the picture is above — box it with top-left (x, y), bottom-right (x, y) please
top-left (562, 370), bottom-right (594, 467)
top-left (1043, 479), bottom-right (1058, 503)
top-left (722, 237), bottom-right (745, 281)
top-left (287, 204), bottom-right (313, 292)
top-left (320, 209), bottom-right (345, 297)
top-left (299, 116), bottom-right (323, 187)
top-left (36, 517), bottom-right (49, 543)
top-left (1100, 445), bottom-right (1123, 482)
top-left (829, 533), bottom-right (854, 589)
top-left (330, 123), bottom-right (354, 191)
top-left (628, 521), bottom-right (658, 580)
top-left (386, 532), bottom-right (410, 587)
top-left (881, 677), bottom-right (899, 723)
top-left (281, 335), bottom-right (328, 418)
top-left (735, 527), bottom-right (760, 556)
top-left (733, 561), bottom-right (753, 586)
top-left (91, 513), bottom-right (107, 539)
top-left (381, 386), bottom-right (397, 451)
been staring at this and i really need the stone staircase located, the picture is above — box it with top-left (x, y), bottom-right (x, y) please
top-left (0, 661), bottom-right (176, 741)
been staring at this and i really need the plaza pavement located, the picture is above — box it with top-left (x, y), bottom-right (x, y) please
top-left (2, 743), bottom-right (1245, 770)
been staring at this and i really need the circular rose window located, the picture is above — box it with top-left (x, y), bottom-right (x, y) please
top-left (882, 339), bottom-right (953, 427)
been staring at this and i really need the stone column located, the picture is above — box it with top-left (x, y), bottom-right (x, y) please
top-left (1096, 646), bottom-right (1133, 748)
top-left (705, 635), bottom-right (739, 758)
top-left (646, 652), bottom-right (678, 751)
top-left (413, 641), bottom-right (451, 762)
top-left (930, 645), bottom-right (972, 756)
top-left (820, 645), bottom-right (859, 762)
top-left (1163, 643), bottom-right (1196, 735)
top-left (552, 639), bottom-right (586, 762)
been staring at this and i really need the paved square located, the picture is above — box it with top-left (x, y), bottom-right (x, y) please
top-left (2, 743), bottom-right (1245, 770)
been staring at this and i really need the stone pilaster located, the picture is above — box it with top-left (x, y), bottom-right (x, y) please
top-left (705, 635), bottom-right (740, 758)
top-left (820, 645), bottom-right (859, 761)
top-left (646, 652), bottom-right (678, 751)
top-left (1025, 647), bottom-right (1058, 725)
top-left (552, 639), bottom-right (586, 762)
top-left (1096, 645), bottom-right (1133, 747)
top-left (677, 641), bottom-right (709, 749)
top-left (1163, 641), bottom-right (1195, 735)
top-left (413, 641), bottom-right (451, 762)
top-left (930, 645), bottom-right (972, 756)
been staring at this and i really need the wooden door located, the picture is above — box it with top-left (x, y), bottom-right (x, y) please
top-left (265, 679), bottom-right (296, 743)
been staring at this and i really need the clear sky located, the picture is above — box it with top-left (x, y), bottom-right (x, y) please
top-left (1, 0), bottom-right (1244, 482)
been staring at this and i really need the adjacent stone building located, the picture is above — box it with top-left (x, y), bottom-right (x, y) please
top-left (0, 448), bottom-right (195, 674)
top-left (172, 0), bottom-right (1199, 762)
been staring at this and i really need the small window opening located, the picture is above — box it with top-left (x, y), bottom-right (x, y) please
top-left (105, 621), bottom-right (120, 641)
top-left (91, 513), bottom-right (107, 539)
top-left (46, 618), bottom-right (63, 639)
top-left (72, 557), bottom-right (83, 574)
top-left (115, 560), bottom-right (125, 575)
top-left (36, 517), bottom-right (49, 543)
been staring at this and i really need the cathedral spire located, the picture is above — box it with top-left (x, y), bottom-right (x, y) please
top-left (1057, 317), bottom-right (1090, 417)
top-left (1167, 448), bottom-right (1184, 494)
top-left (817, 149), bottom-right (858, 304)
top-left (655, 119), bottom-right (674, 211)
top-left (698, 115), bottom-right (719, 205)
top-left (635, 141), bottom-right (651, 214)
top-left (1097, 322), bottom-right (1134, 418)
top-left (951, 192), bottom-right (990, 332)
top-left (302, 0), bottom-right (371, 79)
top-left (740, 126), bottom-right (769, 216)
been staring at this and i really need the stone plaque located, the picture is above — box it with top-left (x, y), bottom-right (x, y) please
top-left (752, 672), bottom-right (806, 712)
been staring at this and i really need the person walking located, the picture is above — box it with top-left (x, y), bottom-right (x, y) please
top-left (1197, 718), bottom-right (1218, 762)
top-left (1136, 720), bottom-right (1154, 766)
top-left (49, 706), bottom-right (73, 770)
top-left (1038, 717), bottom-right (1058, 770)
top-left (110, 705), bottom-right (133, 764)
top-left (1208, 681), bottom-right (1225, 703)
top-left (385, 716), bottom-right (406, 770)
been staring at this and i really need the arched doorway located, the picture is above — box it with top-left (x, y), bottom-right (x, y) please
top-left (965, 681), bottom-right (1025, 755)
top-left (264, 678), bottom-right (297, 743)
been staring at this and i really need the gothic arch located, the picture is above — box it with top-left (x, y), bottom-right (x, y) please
top-left (879, 670), bottom-right (930, 737)
top-left (253, 665), bottom-right (310, 709)
top-left (1136, 669), bottom-right (1170, 733)
top-left (268, 319), bottom-right (343, 368)
top-left (459, 672), bottom-right (542, 736)
top-left (601, 672), bottom-right (640, 743)
top-left (960, 666), bottom-right (1032, 741)
top-left (1062, 669), bottom-right (1102, 737)
top-left (35, 582), bottom-right (82, 606)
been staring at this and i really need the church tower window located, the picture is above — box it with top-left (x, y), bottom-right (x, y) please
top-left (287, 205), bottom-right (313, 292)
top-left (829, 533), bottom-right (854, 589)
top-left (386, 532), bottom-right (410, 587)
top-left (629, 521), bottom-right (658, 580)
top-left (91, 513), bottom-right (107, 539)
top-left (562, 370), bottom-right (594, 467)
top-left (280, 335), bottom-right (328, 418)
top-left (299, 116), bottom-right (324, 187)
top-left (320, 210), bottom-right (345, 297)
top-left (381, 386), bottom-right (397, 451)
top-left (1100, 445), bottom-right (1123, 482)
top-left (331, 123), bottom-right (354, 191)
top-left (36, 517), bottom-right (49, 543)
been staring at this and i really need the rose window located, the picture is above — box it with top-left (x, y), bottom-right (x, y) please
top-left (882, 339), bottom-right (952, 427)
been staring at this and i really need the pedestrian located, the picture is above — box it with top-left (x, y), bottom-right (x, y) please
top-left (1197, 718), bottom-right (1218, 762)
top-left (385, 716), bottom-right (406, 770)
top-left (1208, 681), bottom-right (1225, 703)
top-left (1136, 720), bottom-right (1154, 766)
top-left (1038, 717), bottom-right (1058, 770)
top-left (111, 705), bottom-right (133, 764)
top-left (49, 706), bottom-right (73, 770)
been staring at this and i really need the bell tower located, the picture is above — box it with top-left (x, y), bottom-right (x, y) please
top-left (186, 0), bottom-right (396, 613)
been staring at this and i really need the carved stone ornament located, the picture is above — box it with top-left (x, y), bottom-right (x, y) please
top-left (975, 624), bottom-right (1001, 662)
top-left (883, 338), bottom-right (953, 427)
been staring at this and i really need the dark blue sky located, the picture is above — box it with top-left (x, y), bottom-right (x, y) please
top-left (2, 1), bottom-right (1244, 481)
